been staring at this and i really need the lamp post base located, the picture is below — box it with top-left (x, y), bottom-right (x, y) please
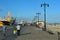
top-left (42, 27), bottom-right (46, 31)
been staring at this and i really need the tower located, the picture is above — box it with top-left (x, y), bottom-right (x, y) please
top-left (7, 11), bottom-right (11, 22)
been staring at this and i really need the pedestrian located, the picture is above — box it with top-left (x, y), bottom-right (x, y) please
top-left (16, 24), bottom-right (21, 36)
top-left (2, 25), bottom-right (7, 36)
top-left (13, 28), bottom-right (17, 37)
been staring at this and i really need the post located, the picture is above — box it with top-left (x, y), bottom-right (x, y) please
top-left (36, 13), bottom-right (40, 28)
top-left (41, 2), bottom-right (49, 31)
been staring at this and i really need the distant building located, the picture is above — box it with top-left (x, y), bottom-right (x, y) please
top-left (0, 11), bottom-right (12, 22)
top-left (0, 17), bottom-right (7, 21)
top-left (7, 11), bottom-right (11, 22)
top-left (0, 11), bottom-right (12, 26)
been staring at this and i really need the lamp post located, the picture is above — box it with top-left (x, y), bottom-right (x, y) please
top-left (36, 13), bottom-right (40, 28)
top-left (41, 2), bottom-right (49, 31)
top-left (36, 13), bottom-right (40, 22)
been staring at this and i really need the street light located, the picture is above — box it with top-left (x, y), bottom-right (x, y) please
top-left (41, 2), bottom-right (49, 31)
top-left (36, 13), bottom-right (41, 22)
top-left (36, 13), bottom-right (40, 28)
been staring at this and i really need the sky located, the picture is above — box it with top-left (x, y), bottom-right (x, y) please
top-left (0, 0), bottom-right (60, 23)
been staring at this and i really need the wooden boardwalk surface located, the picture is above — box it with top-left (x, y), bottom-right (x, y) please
top-left (0, 26), bottom-right (58, 40)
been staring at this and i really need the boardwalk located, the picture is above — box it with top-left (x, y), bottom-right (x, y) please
top-left (0, 25), bottom-right (58, 40)
top-left (15, 26), bottom-right (58, 40)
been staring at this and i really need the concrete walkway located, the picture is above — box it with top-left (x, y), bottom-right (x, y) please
top-left (15, 26), bottom-right (58, 40)
top-left (0, 26), bottom-right (58, 40)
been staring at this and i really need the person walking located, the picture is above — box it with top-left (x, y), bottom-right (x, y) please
top-left (2, 25), bottom-right (7, 36)
top-left (13, 28), bottom-right (17, 38)
top-left (16, 24), bottom-right (21, 36)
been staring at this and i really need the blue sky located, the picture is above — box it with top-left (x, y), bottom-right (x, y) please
top-left (0, 0), bottom-right (60, 23)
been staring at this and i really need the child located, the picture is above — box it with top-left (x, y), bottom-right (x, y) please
top-left (13, 28), bottom-right (17, 37)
